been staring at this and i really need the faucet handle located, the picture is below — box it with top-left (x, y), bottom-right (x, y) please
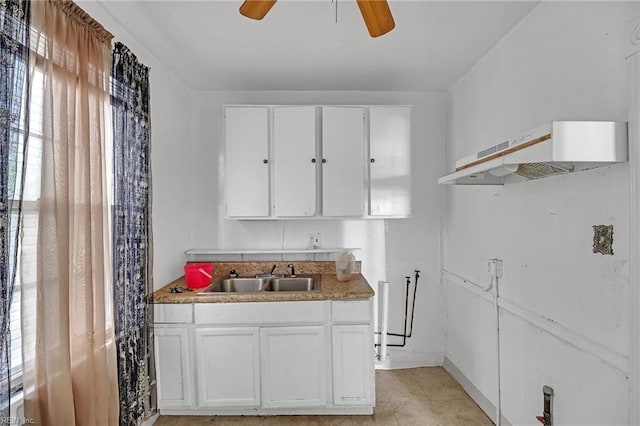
top-left (287, 264), bottom-right (296, 278)
top-left (229, 269), bottom-right (238, 278)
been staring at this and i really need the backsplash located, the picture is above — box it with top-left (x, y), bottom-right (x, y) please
top-left (192, 261), bottom-right (361, 276)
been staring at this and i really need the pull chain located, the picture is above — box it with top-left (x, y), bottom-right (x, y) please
top-left (332, 0), bottom-right (338, 23)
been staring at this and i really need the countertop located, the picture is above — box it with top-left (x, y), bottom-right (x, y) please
top-left (153, 261), bottom-right (374, 304)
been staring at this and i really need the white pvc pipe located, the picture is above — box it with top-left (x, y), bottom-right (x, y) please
top-left (494, 273), bottom-right (502, 426)
top-left (379, 280), bottom-right (389, 361)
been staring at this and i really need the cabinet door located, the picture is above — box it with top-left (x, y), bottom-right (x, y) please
top-left (369, 107), bottom-right (411, 216)
top-left (194, 327), bottom-right (261, 408)
top-left (225, 107), bottom-right (270, 217)
top-left (332, 324), bottom-right (374, 406)
top-left (155, 327), bottom-right (194, 409)
top-left (322, 107), bottom-right (365, 216)
top-left (260, 326), bottom-right (328, 408)
top-left (273, 107), bottom-right (317, 217)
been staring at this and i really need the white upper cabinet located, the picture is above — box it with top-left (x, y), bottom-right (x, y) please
top-left (225, 107), bottom-right (270, 217)
top-left (369, 107), bottom-right (411, 217)
top-left (273, 107), bottom-right (317, 217)
top-left (322, 107), bottom-right (365, 217)
top-left (223, 105), bottom-right (411, 219)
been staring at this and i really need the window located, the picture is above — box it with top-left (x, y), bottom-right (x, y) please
top-left (9, 66), bottom-right (43, 393)
top-left (6, 15), bottom-right (116, 400)
top-left (9, 62), bottom-right (115, 396)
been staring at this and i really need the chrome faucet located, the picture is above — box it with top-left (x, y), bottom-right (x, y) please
top-left (256, 264), bottom-right (279, 278)
top-left (287, 264), bottom-right (296, 278)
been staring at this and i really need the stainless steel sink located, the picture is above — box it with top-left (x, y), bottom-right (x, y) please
top-left (197, 275), bottom-right (319, 294)
top-left (198, 277), bottom-right (271, 293)
top-left (268, 277), bottom-right (317, 292)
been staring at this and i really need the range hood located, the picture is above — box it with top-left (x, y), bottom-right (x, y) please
top-left (438, 121), bottom-right (628, 185)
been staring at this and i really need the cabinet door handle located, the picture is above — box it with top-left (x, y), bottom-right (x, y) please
top-left (263, 159), bottom-right (268, 164)
top-left (311, 158), bottom-right (316, 163)
top-left (322, 159), bottom-right (327, 164)
top-left (370, 158), bottom-right (376, 163)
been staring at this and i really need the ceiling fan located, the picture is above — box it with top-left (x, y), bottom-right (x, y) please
top-left (239, 0), bottom-right (395, 38)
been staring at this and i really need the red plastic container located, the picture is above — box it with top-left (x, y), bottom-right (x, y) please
top-left (184, 262), bottom-right (214, 289)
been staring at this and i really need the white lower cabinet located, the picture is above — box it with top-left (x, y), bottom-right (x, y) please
top-left (155, 300), bottom-right (373, 415)
top-left (194, 327), bottom-right (261, 408)
top-left (155, 326), bottom-right (194, 409)
top-left (260, 326), bottom-right (328, 408)
top-left (332, 325), bottom-right (374, 405)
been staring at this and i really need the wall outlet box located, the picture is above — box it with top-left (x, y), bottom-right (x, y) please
top-left (593, 225), bottom-right (614, 255)
top-left (307, 233), bottom-right (321, 249)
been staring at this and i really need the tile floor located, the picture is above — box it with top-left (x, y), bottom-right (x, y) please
top-left (155, 367), bottom-right (493, 426)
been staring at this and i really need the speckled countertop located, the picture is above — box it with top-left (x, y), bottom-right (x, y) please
top-left (153, 261), bottom-right (374, 304)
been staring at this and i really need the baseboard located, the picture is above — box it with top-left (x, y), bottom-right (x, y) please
top-left (143, 412), bottom-right (160, 425)
top-left (158, 406), bottom-right (373, 416)
top-left (444, 357), bottom-right (511, 426)
top-left (375, 350), bottom-right (444, 370)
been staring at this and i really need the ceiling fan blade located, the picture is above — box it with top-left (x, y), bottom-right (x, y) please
top-left (239, 0), bottom-right (278, 20)
top-left (356, 0), bottom-right (395, 38)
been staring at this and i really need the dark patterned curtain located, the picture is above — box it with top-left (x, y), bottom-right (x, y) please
top-left (0, 0), bottom-right (29, 417)
top-left (111, 42), bottom-right (155, 425)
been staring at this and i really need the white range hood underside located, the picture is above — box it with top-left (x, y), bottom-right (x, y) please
top-left (439, 121), bottom-right (628, 185)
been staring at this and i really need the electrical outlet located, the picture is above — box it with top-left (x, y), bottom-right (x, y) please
top-left (307, 233), bottom-right (321, 249)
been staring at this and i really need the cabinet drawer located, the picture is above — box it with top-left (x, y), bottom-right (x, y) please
top-left (194, 301), bottom-right (326, 326)
top-left (331, 300), bottom-right (372, 324)
top-left (154, 304), bottom-right (193, 324)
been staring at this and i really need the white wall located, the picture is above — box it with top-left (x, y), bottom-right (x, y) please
top-left (78, 2), bottom-right (194, 289)
top-left (445, 2), bottom-right (634, 425)
top-left (191, 90), bottom-right (447, 367)
top-left (84, 2), bottom-right (449, 366)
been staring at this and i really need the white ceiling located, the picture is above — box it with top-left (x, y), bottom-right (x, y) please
top-left (90, 0), bottom-right (538, 91)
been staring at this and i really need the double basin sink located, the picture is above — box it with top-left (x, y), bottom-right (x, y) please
top-left (197, 275), bottom-right (319, 294)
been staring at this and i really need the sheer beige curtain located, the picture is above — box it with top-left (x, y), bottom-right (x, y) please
top-left (22, 1), bottom-right (119, 424)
